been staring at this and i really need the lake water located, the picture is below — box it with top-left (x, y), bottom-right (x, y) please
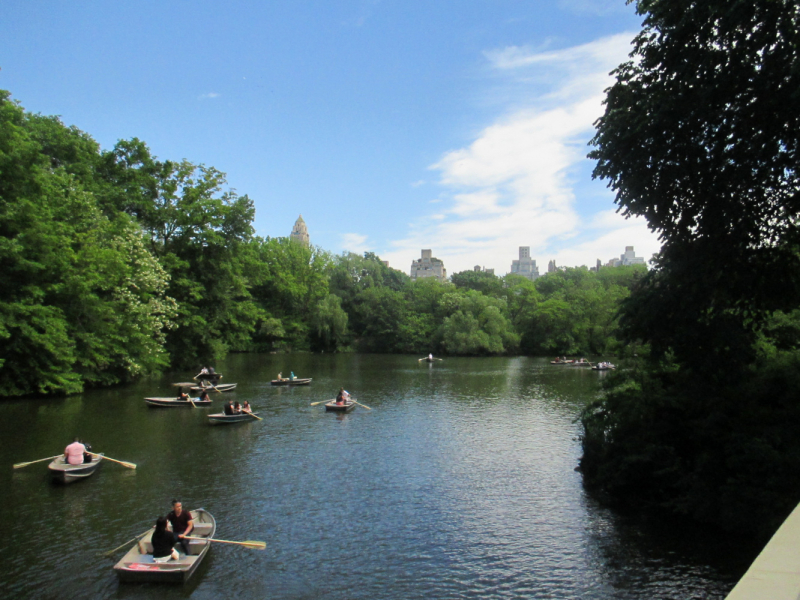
top-left (0, 354), bottom-right (758, 599)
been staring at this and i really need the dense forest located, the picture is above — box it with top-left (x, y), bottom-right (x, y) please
top-left (580, 0), bottom-right (800, 538)
top-left (0, 88), bottom-right (645, 397)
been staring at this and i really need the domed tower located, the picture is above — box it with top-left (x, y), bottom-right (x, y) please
top-left (290, 215), bottom-right (310, 246)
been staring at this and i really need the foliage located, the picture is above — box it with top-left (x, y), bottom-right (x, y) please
top-left (583, 0), bottom-right (800, 536)
top-left (589, 0), bottom-right (800, 374)
top-left (0, 86), bottom-right (650, 397)
top-left (0, 92), bottom-right (176, 395)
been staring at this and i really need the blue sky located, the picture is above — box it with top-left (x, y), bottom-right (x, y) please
top-left (1, 0), bottom-right (660, 275)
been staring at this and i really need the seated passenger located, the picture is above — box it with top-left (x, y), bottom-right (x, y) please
top-left (234, 401), bottom-right (242, 414)
top-left (223, 400), bottom-right (234, 415)
top-left (242, 401), bottom-right (252, 413)
top-left (177, 390), bottom-right (190, 401)
top-left (198, 390), bottom-right (210, 402)
top-left (150, 516), bottom-right (179, 562)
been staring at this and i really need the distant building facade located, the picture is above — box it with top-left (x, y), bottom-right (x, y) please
top-left (290, 215), bottom-right (309, 246)
top-left (510, 247), bottom-right (539, 281)
top-left (605, 246), bottom-right (645, 267)
top-left (410, 249), bottom-right (447, 282)
top-left (548, 259), bottom-right (557, 273)
top-left (474, 265), bottom-right (495, 275)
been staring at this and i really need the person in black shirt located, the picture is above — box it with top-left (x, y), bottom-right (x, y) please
top-left (150, 516), bottom-right (179, 561)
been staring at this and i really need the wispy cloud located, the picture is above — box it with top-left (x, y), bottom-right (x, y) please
top-left (383, 33), bottom-right (660, 275)
top-left (198, 92), bottom-right (221, 100)
top-left (342, 233), bottom-right (370, 254)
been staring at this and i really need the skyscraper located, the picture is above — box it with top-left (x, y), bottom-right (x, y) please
top-left (290, 215), bottom-right (309, 246)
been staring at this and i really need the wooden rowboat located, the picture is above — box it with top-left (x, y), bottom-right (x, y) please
top-left (270, 378), bottom-right (312, 386)
top-left (208, 412), bottom-right (260, 424)
top-left (190, 383), bottom-right (237, 393)
top-left (550, 359), bottom-right (574, 365)
top-left (591, 364), bottom-right (616, 371)
top-left (324, 400), bottom-right (356, 413)
top-left (145, 397), bottom-right (212, 408)
top-left (570, 360), bottom-right (593, 367)
top-left (48, 453), bottom-right (103, 484)
top-left (114, 509), bottom-right (216, 583)
top-left (195, 372), bottom-right (222, 381)
top-left (172, 382), bottom-right (237, 393)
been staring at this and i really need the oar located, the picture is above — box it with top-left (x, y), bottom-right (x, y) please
top-left (245, 411), bottom-right (263, 421)
top-left (310, 399), bottom-right (335, 406)
top-left (183, 536), bottom-right (266, 550)
top-left (99, 526), bottom-right (154, 557)
top-left (351, 399), bottom-right (372, 410)
top-left (12, 454), bottom-right (63, 469)
top-left (89, 453), bottom-right (137, 469)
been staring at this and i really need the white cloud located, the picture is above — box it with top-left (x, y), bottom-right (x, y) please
top-left (383, 33), bottom-right (661, 275)
top-left (199, 92), bottom-right (221, 100)
top-left (342, 233), bottom-right (370, 254)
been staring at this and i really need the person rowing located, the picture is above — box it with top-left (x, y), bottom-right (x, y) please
top-left (167, 499), bottom-right (194, 555)
top-left (335, 388), bottom-right (350, 406)
top-left (64, 437), bottom-right (86, 465)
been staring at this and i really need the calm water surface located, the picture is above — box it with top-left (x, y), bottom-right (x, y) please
top-left (0, 354), bottom-right (757, 599)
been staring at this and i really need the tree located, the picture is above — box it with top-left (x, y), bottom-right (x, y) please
top-left (450, 269), bottom-right (504, 296)
top-left (0, 92), bottom-right (176, 394)
top-left (589, 0), bottom-right (800, 375)
top-left (582, 0), bottom-right (800, 535)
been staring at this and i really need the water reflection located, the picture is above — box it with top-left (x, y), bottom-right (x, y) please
top-left (0, 354), bottom-right (755, 599)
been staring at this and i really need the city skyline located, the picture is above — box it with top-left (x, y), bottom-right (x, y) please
top-left (2, 1), bottom-right (662, 274)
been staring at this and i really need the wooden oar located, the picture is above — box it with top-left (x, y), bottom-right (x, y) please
top-left (89, 453), bottom-right (137, 469)
top-left (244, 411), bottom-right (263, 421)
top-left (310, 398), bottom-right (335, 406)
top-left (351, 399), bottom-right (372, 410)
top-left (12, 454), bottom-right (63, 469)
top-left (99, 526), bottom-right (154, 557)
top-left (183, 536), bottom-right (266, 550)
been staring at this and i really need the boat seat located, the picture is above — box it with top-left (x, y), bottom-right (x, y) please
top-left (187, 539), bottom-right (207, 555)
top-left (193, 523), bottom-right (213, 535)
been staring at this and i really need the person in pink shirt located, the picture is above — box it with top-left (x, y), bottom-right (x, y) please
top-left (64, 438), bottom-right (86, 465)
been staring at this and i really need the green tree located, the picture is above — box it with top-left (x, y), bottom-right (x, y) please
top-left (582, 0), bottom-right (800, 536)
top-left (589, 0), bottom-right (800, 375)
top-left (451, 269), bottom-right (504, 296)
top-left (0, 92), bottom-right (176, 394)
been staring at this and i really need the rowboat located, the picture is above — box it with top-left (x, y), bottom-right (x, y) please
top-left (114, 509), bottom-right (216, 583)
top-left (48, 454), bottom-right (103, 484)
top-left (190, 383), bottom-right (237, 393)
top-left (592, 363), bottom-right (616, 371)
top-left (550, 359), bottom-right (574, 365)
top-left (208, 412), bottom-right (260, 424)
top-left (570, 359), bottom-right (593, 367)
top-left (145, 397), bottom-right (212, 408)
top-left (270, 378), bottom-right (312, 386)
top-left (195, 372), bottom-right (222, 381)
top-left (325, 400), bottom-right (356, 412)
top-left (172, 382), bottom-right (237, 393)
